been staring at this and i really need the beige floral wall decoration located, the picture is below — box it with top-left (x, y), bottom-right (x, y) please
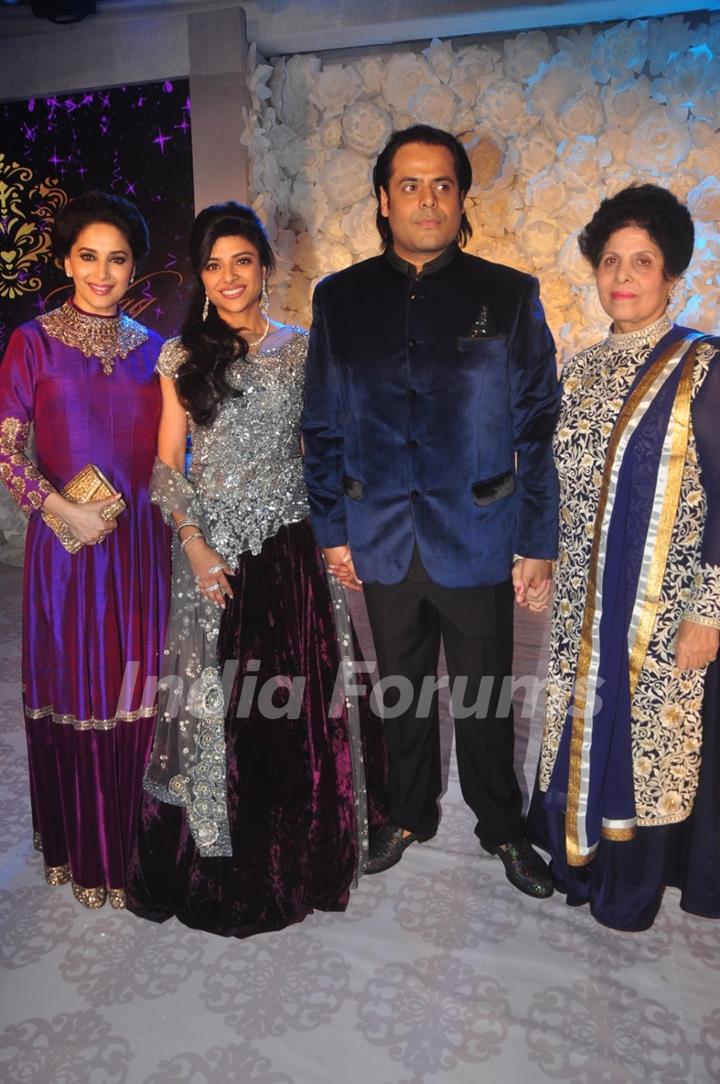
top-left (244, 12), bottom-right (720, 362)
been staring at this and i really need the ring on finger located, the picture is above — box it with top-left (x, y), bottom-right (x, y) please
top-left (207, 563), bottom-right (227, 575)
top-left (206, 582), bottom-right (222, 591)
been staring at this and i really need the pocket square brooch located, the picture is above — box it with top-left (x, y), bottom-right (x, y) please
top-left (465, 305), bottom-right (497, 338)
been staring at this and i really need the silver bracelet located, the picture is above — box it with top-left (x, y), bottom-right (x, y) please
top-left (180, 531), bottom-right (204, 552)
top-left (176, 518), bottom-right (200, 534)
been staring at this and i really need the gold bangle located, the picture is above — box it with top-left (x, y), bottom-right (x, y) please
top-left (180, 531), bottom-right (204, 552)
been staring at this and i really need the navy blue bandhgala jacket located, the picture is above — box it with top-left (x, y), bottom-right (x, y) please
top-left (302, 244), bottom-right (560, 588)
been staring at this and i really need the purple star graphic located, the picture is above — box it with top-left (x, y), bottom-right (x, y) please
top-left (48, 149), bottom-right (63, 167)
top-left (153, 129), bottom-right (171, 153)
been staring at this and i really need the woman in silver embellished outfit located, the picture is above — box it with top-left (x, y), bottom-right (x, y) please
top-left (126, 203), bottom-right (387, 937)
top-left (529, 185), bottom-right (720, 930)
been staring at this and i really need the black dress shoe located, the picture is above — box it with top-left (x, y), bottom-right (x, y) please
top-left (365, 825), bottom-right (424, 875)
top-left (480, 835), bottom-right (554, 898)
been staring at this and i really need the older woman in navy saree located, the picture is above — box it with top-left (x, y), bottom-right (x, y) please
top-left (530, 185), bottom-right (720, 930)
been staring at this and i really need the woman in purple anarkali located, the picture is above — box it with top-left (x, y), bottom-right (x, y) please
top-left (126, 203), bottom-right (387, 937)
top-left (0, 193), bottom-right (169, 908)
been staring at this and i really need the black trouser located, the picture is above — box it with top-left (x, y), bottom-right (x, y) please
top-left (363, 573), bottom-right (523, 847)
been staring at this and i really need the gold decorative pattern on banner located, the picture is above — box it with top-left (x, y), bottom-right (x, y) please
top-left (0, 155), bottom-right (68, 299)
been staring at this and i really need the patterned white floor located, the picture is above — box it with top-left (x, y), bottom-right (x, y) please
top-left (0, 563), bottom-right (718, 1084)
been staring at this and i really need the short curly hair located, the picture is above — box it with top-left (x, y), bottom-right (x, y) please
top-left (53, 191), bottom-right (150, 262)
top-left (578, 184), bottom-right (694, 279)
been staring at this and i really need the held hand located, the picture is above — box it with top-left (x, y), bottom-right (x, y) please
top-left (323, 544), bottom-right (362, 592)
top-left (55, 495), bottom-right (119, 545)
top-left (513, 558), bottom-right (553, 613)
top-left (675, 619), bottom-right (720, 671)
top-left (185, 538), bottom-right (234, 609)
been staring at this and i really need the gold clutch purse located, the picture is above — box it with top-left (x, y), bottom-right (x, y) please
top-left (41, 464), bottom-right (126, 554)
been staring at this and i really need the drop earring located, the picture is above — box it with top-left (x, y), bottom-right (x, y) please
top-left (260, 277), bottom-right (269, 314)
top-left (202, 293), bottom-right (210, 321)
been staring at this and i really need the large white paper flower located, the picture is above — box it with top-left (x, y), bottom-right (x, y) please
top-left (381, 53), bottom-right (439, 113)
top-left (289, 180), bottom-right (329, 234)
top-left (423, 38), bottom-right (456, 84)
top-left (341, 198), bottom-right (380, 257)
top-left (273, 54), bottom-right (322, 135)
top-left (356, 56), bottom-right (385, 97)
top-left (320, 118), bottom-right (343, 148)
top-left (677, 290), bottom-right (720, 335)
top-left (462, 130), bottom-right (514, 198)
top-left (277, 134), bottom-right (325, 178)
top-left (527, 56), bottom-right (595, 121)
top-left (602, 76), bottom-right (655, 132)
top-left (514, 130), bottom-right (558, 177)
top-left (538, 269), bottom-right (576, 314)
top-left (590, 20), bottom-right (649, 84)
top-left (294, 230), bottom-right (343, 277)
top-left (468, 188), bottom-right (523, 239)
top-left (342, 100), bottom-right (393, 158)
top-left (317, 149), bottom-right (372, 211)
top-left (449, 44), bottom-right (501, 101)
top-left (687, 177), bottom-right (720, 224)
top-left (686, 143), bottom-right (720, 183)
top-left (555, 136), bottom-right (612, 187)
top-left (525, 169), bottom-right (574, 218)
top-left (503, 30), bottom-right (551, 82)
top-left (626, 106), bottom-right (692, 173)
top-left (248, 43), bottom-right (273, 108)
top-left (556, 229), bottom-right (596, 289)
top-left (518, 215), bottom-right (562, 270)
top-left (310, 63), bottom-right (362, 117)
top-left (652, 49), bottom-right (719, 121)
top-left (476, 79), bottom-right (536, 136)
top-left (648, 14), bottom-right (694, 76)
top-left (550, 90), bottom-right (605, 141)
top-left (277, 269), bottom-right (312, 319)
top-left (555, 25), bottom-right (594, 65)
top-left (408, 84), bottom-right (458, 130)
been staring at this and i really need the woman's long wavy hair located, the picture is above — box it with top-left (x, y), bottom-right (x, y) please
top-left (176, 202), bottom-right (275, 427)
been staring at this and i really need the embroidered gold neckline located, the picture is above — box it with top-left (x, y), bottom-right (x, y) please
top-left (39, 301), bottom-right (148, 375)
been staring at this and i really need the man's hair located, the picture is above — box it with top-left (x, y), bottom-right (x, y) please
top-left (372, 125), bottom-right (473, 250)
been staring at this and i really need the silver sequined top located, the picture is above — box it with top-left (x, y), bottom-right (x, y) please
top-left (156, 328), bottom-right (309, 561)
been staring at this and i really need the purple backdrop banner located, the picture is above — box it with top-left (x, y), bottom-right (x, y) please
top-left (0, 79), bottom-right (196, 353)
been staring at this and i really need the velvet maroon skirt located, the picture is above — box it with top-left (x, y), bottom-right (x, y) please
top-left (126, 518), bottom-right (387, 937)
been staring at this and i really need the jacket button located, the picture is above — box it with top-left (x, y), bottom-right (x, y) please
top-left (408, 439), bottom-right (418, 448)
top-left (408, 338), bottom-right (416, 347)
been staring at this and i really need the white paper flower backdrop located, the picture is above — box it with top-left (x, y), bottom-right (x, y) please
top-left (245, 14), bottom-right (719, 360)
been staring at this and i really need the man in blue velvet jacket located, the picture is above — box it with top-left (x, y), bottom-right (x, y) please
top-left (303, 125), bottom-right (560, 897)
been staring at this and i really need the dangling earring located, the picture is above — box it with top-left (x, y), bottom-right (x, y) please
top-left (202, 293), bottom-right (210, 321)
top-left (260, 277), bottom-right (269, 314)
